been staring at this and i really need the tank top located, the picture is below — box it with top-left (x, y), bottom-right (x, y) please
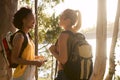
top-left (13, 39), bottom-right (35, 78)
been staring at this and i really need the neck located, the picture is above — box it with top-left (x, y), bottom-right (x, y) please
top-left (21, 27), bottom-right (29, 34)
top-left (65, 27), bottom-right (76, 33)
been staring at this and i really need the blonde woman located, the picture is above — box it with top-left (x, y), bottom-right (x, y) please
top-left (49, 9), bottom-right (82, 80)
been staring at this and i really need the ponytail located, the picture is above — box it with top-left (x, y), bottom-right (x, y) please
top-left (73, 10), bottom-right (81, 32)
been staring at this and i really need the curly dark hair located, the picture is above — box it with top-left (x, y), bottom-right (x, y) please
top-left (13, 7), bottom-right (32, 29)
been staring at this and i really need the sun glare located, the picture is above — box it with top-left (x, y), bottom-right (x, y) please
top-left (55, 0), bottom-right (117, 30)
top-left (55, 0), bottom-right (97, 29)
top-left (107, 0), bottom-right (117, 22)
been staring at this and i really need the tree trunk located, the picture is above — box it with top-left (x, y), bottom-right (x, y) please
top-left (34, 0), bottom-right (38, 80)
top-left (0, 0), bottom-right (17, 80)
top-left (105, 0), bottom-right (120, 80)
top-left (0, 0), bottom-right (17, 38)
top-left (90, 0), bottom-right (107, 80)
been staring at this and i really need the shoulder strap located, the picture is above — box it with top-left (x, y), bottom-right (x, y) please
top-left (61, 30), bottom-right (74, 36)
top-left (17, 30), bottom-right (28, 58)
top-left (63, 31), bottom-right (87, 62)
top-left (61, 31), bottom-right (75, 66)
top-left (11, 30), bottom-right (28, 58)
top-left (54, 39), bottom-right (58, 77)
top-left (0, 40), bottom-right (9, 65)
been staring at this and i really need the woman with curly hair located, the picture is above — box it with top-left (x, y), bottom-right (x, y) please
top-left (12, 7), bottom-right (46, 80)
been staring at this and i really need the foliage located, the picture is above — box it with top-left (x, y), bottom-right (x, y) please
top-left (36, 0), bottom-right (63, 44)
top-left (21, 0), bottom-right (30, 4)
top-left (36, 1), bottom-right (63, 79)
top-left (36, 1), bottom-right (64, 79)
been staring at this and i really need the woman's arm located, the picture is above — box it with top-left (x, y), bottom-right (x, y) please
top-left (11, 33), bottom-right (43, 67)
top-left (49, 33), bottom-right (69, 64)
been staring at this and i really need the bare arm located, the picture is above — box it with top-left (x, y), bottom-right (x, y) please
top-left (49, 33), bottom-right (69, 64)
top-left (11, 33), bottom-right (43, 67)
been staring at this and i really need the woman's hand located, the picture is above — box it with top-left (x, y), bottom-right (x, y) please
top-left (34, 55), bottom-right (47, 67)
top-left (35, 60), bottom-right (47, 67)
top-left (35, 61), bottom-right (43, 67)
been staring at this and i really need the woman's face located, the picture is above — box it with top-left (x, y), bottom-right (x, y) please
top-left (59, 13), bottom-right (71, 29)
top-left (23, 13), bottom-right (35, 29)
top-left (59, 13), bottom-right (67, 28)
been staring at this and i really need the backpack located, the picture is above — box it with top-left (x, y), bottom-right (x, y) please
top-left (1, 30), bottom-right (28, 68)
top-left (63, 31), bottom-right (93, 80)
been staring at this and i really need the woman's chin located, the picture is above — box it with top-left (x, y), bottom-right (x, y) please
top-left (29, 26), bottom-right (34, 29)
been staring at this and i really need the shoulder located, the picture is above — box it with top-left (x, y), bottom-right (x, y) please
top-left (57, 31), bottom-right (70, 44)
top-left (12, 32), bottom-right (24, 43)
top-left (59, 31), bottom-right (70, 39)
top-left (75, 33), bottom-right (86, 40)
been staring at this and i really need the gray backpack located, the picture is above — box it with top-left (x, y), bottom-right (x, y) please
top-left (63, 30), bottom-right (93, 80)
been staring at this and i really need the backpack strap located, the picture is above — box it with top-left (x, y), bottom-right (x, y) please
top-left (61, 30), bottom-right (74, 36)
top-left (62, 31), bottom-right (75, 57)
top-left (10, 30), bottom-right (28, 68)
top-left (54, 40), bottom-right (58, 77)
top-left (10, 30), bottom-right (28, 58)
top-left (0, 40), bottom-right (9, 66)
top-left (17, 30), bottom-right (28, 58)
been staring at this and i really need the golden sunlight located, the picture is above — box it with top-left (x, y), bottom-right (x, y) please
top-left (55, 0), bottom-right (117, 29)
top-left (55, 0), bottom-right (120, 77)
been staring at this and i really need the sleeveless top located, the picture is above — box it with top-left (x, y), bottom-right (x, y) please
top-left (13, 39), bottom-right (35, 78)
